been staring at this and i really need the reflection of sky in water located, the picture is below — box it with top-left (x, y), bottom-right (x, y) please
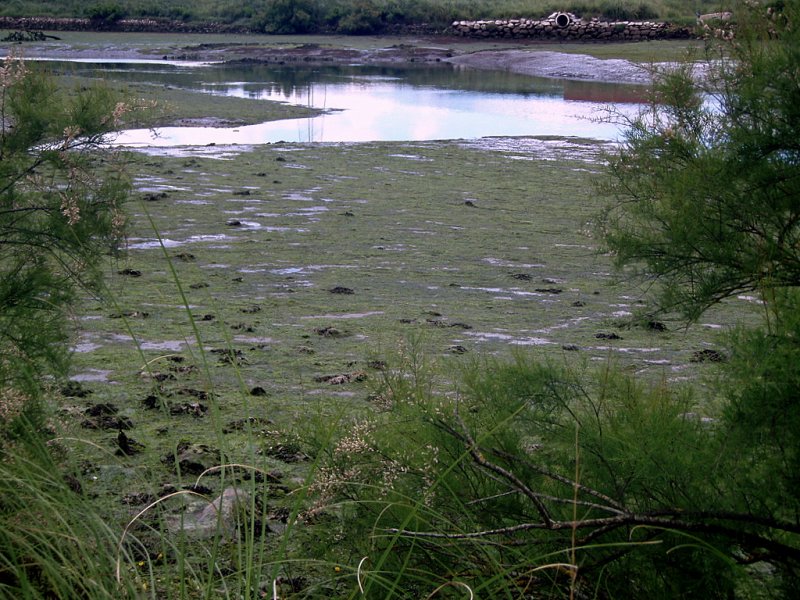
top-left (109, 70), bottom-right (637, 145)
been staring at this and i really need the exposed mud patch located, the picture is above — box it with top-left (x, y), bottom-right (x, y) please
top-left (445, 50), bottom-right (653, 84)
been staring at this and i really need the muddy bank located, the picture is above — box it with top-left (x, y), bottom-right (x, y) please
top-left (1, 30), bottom-right (661, 85)
top-left (163, 41), bottom-right (460, 68)
top-left (162, 42), bottom-right (653, 85)
top-left (445, 49), bottom-right (653, 84)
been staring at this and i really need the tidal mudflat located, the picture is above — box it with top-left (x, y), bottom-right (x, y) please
top-left (26, 33), bottom-right (752, 591)
top-left (68, 135), bottom-right (756, 473)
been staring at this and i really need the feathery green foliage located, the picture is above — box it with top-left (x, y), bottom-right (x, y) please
top-left (0, 57), bottom-right (130, 419)
top-left (599, 1), bottom-right (800, 322)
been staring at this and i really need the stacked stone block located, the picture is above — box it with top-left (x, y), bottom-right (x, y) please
top-left (451, 12), bottom-right (690, 41)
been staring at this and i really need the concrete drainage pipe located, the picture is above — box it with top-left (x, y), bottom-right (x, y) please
top-left (555, 13), bottom-right (571, 27)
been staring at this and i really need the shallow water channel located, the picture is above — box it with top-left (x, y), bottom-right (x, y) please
top-left (54, 60), bottom-right (644, 145)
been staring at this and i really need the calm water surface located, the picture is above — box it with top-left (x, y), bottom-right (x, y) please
top-left (51, 61), bottom-right (644, 145)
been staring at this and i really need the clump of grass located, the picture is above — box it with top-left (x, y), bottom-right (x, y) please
top-left (0, 428), bottom-right (141, 599)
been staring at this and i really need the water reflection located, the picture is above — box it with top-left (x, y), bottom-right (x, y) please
top-left (50, 61), bottom-right (643, 145)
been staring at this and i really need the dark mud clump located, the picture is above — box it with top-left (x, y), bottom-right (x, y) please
top-left (161, 442), bottom-right (221, 476)
top-left (314, 371), bottom-right (367, 385)
top-left (223, 416), bottom-right (274, 434)
top-left (143, 191), bottom-right (168, 202)
top-left (116, 430), bottom-right (145, 456)
top-left (118, 268), bottom-right (142, 277)
top-left (262, 442), bottom-right (308, 463)
top-left (210, 348), bottom-right (248, 365)
top-left (328, 286), bottom-right (354, 295)
top-left (82, 403), bottom-right (133, 430)
top-left (62, 381), bottom-right (92, 398)
top-left (169, 402), bottom-right (208, 417)
top-left (595, 332), bottom-right (623, 340)
top-left (315, 326), bottom-right (345, 338)
top-left (691, 349), bottom-right (726, 363)
top-left (109, 310), bottom-right (149, 319)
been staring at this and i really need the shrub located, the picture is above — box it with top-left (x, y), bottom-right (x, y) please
top-left (85, 2), bottom-right (128, 23)
top-left (333, 0), bottom-right (385, 34)
top-left (579, 0), bottom-right (655, 20)
top-left (0, 433), bottom-right (141, 598)
top-left (303, 344), bottom-right (790, 597)
top-left (0, 58), bottom-right (131, 410)
top-left (259, 0), bottom-right (318, 34)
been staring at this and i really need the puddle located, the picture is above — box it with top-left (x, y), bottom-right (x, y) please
top-left (131, 146), bottom-right (250, 160)
top-left (139, 340), bottom-right (189, 352)
top-left (461, 286), bottom-right (546, 298)
top-left (592, 346), bottom-right (662, 353)
top-left (72, 342), bottom-right (103, 353)
top-left (534, 316), bottom-right (591, 334)
top-left (459, 137), bottom-right (612, 163)
top-left (465, 331), bottom-right (553, 346)
top-left (233, 336), bottom-right (275, 344)
top-left (136, 185), bottom-right (191, 193)
top-left (228, 220), bottom-right (263, 229)
top-left (271, 267), bottom-right (307, 275)
top-left (126, 238), bottom-right (184, 250)
top-left (306, 390), bottom-right (358, 398)
top-left (71, 369), bottom-right (114, 382)
top-left (301, 311), bottom-right (385, 320)
top-left (284, 189), bottom-right (322, 202)
top-left (126, 233), bottom-right (237, 250)
top-left (482, 257), bottom-right (545, 268)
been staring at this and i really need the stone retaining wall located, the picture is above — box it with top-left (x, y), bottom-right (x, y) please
top-left (451, 12), bottom-right (692, 41)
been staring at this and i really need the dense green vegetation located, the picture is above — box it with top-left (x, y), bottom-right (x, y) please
top-left (2, 0), bottom-right (729, 33)
top-left (0, 55), bottom-right (132, 425)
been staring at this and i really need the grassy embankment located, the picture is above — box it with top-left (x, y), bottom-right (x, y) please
top-left (2, 0), bottom-right (728, 31)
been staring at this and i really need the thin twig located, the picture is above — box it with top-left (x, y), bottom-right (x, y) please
top-left (454, 410), bottom-right (553, 528)
top-left (436, 419), bottom-right (627, 513)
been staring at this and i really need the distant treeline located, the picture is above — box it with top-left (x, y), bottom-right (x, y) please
top-left (1, 0), bottom-right (727, 34)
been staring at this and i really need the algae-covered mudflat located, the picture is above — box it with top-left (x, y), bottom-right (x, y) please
top-left (67, 133), bottom-right (755, 478)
